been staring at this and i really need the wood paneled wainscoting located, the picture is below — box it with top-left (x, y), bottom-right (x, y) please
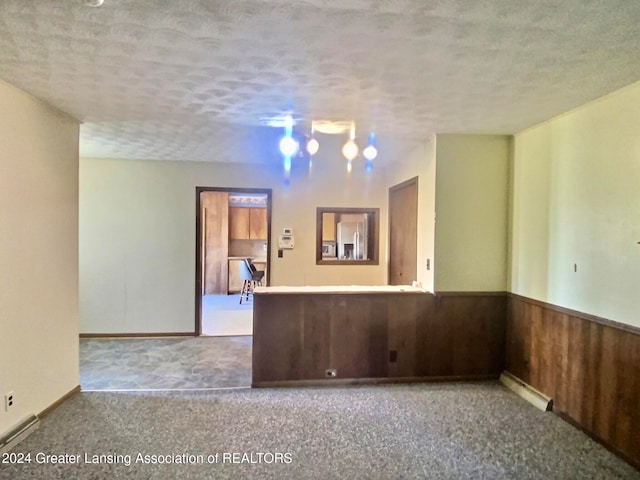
top-left (506, 294), bottom-right (640, 469)
top-left (252, 288), bottom-right (507, 386)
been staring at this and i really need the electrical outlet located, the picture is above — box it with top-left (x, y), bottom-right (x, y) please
top-left (325, 369), bottom-right (337, 378)
top-left (5, 391), bottom-right (14, 411)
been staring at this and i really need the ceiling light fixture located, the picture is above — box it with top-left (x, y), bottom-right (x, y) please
top-left (84, 0), bottom-right (104, 6)
top-left (279, 114), bottom-right (298, 184)
top-left (306, 125), bottom-right (319, 156)
top-left (341, 123), bottom-right (359, 162)
top-left (277, 117), bottom-right (379, 179)
top-left (279, 136), bottom-right (299, 157)
top-left (306, 137), bottom-right (319, 156)
top-left (311, 120), bottom-right (351, 135)
top-left (362, 133), bottom-right (377, 161)
top-left (279, 115), bottom-right (299, 157)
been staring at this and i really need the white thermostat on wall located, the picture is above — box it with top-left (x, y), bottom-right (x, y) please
top-left (279, 228), bottom-right (295, 249)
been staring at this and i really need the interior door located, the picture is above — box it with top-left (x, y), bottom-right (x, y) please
top-left (388, 177), bottom-right (418, 285)
top-left (202, 191), bottom-right (229, 294)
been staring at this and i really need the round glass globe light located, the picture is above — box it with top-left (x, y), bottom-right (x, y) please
top-left (342, 140), bottom-right (359, 161)
top-left (279, 136), bottom-right (299, 157)
top-left (362, 144), bottom-right (377, 161)
top-left (306, 138), bottom-right (319, 155)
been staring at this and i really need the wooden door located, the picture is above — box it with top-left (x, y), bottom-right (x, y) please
top-left (202, 192), bottom-right (229, 294)
top-left (388, 177), bottom-right (418, 285)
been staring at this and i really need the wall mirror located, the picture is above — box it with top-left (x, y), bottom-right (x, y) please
top-left (316, 207), bottom-right (379, 265)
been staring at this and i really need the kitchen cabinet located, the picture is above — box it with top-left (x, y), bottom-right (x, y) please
top-left (249, 208), bottom-right (268, 239)
top-left (229, 207), bottom-right (267, 240)
top-left (322, 212), bottom-right (336, 241)
top-left (228, 259), bottom-right (244, 293)
top-left (229, 207), bottom-right (250, 239)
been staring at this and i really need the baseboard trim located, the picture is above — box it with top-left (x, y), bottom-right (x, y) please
top-left (500, 371), bottom-right (552, 411)
top-left (80, 332), bottom-right (196, 339)
top-left (39, 385), bottom-right (81, 418)
top-left (252, 374), bottom-right (499, 388)
top-left (435, 291), bottom-right (508, 297)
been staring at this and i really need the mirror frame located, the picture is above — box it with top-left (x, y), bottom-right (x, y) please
top-left (316, 207), bottom-right (380, 265)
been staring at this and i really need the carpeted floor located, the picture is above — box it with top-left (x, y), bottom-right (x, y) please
top-left (1, 382), bottom-right (638, 479)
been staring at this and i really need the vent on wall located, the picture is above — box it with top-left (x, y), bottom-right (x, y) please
top-left (0, 415), bottom-right (40, 454)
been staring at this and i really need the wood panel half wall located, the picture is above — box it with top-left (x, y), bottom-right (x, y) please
top-left (252, 291), bottom-right (506, 386)
top-left (506, 294), bottom-right (640, 470)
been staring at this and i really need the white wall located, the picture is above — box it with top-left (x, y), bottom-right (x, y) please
top-left (511, 81), bottom-right (640, 327)
top-left (434, 135), bottom-right (511, 291)
top-left (0, 80), bottom-right (79, 436)
top-left (384, 135), bottom-right (437, 292)
top-left (80, 135), bottom-right (389, 334)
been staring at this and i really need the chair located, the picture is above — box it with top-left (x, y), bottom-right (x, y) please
top-left (239, 258), bottom-right (265, 304)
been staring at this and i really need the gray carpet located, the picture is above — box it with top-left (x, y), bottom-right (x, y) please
top-left (1, 382), bottom-right (638, 479)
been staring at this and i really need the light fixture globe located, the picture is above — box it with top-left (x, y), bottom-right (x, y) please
top-left (342, 139), bottom-right (359, 161)
top-left (362, 144), bottom-right (377, 161)
top-left (279, 136), bottom-right (299, 157)
top-left (306, 137), bottom-right (319, 155)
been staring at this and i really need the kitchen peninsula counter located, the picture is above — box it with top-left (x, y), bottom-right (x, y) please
top-left (253, 285), bottom-right (427, 294)
top-left (252, 286), bottom-right (507, 387)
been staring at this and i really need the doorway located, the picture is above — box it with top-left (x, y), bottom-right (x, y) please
top-left (388, 177), bottom-right (418, 285)
top-left (195, 187), bottom-right (272, 336)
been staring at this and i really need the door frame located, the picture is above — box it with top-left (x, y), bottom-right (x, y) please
top-left (195, 186), bottom-right (272, 336)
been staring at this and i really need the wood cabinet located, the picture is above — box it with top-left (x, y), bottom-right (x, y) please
top-left (229, 207), bottom-right (250, 239)
top-left (228, 259), bottom-right (244, 293)
top-left (229, 207), bottom-right (267, 240)
top-left (249, 208), bottom-right (268, 239)
top-left (321, 212), bottom-right (336, 241)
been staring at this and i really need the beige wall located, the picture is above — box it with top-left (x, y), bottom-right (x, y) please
top-left (0, 80), bottom-right (79, 436)
top-left (434, 135), bottom-right (511, 291)
top-left (385, 135), bottom-right (437, 291)
top-left (511, 81), bottom-right (640, 328)
top-left (80, 135), bottom-right (389, 334)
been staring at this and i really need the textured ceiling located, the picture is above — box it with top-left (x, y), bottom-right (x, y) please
top-left (1, 0), bottom-right (640, 165)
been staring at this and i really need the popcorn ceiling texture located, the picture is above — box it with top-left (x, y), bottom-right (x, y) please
top-left (1, 0), bottom-right (639, 164)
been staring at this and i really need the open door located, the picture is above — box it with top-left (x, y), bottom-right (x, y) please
top-left (195, 187), bottom-right (272, 336)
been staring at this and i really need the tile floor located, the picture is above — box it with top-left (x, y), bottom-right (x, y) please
top-left (79, 336), bottom-right (252, 391)
top-left (201, 294), bottom-right (253, 336)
